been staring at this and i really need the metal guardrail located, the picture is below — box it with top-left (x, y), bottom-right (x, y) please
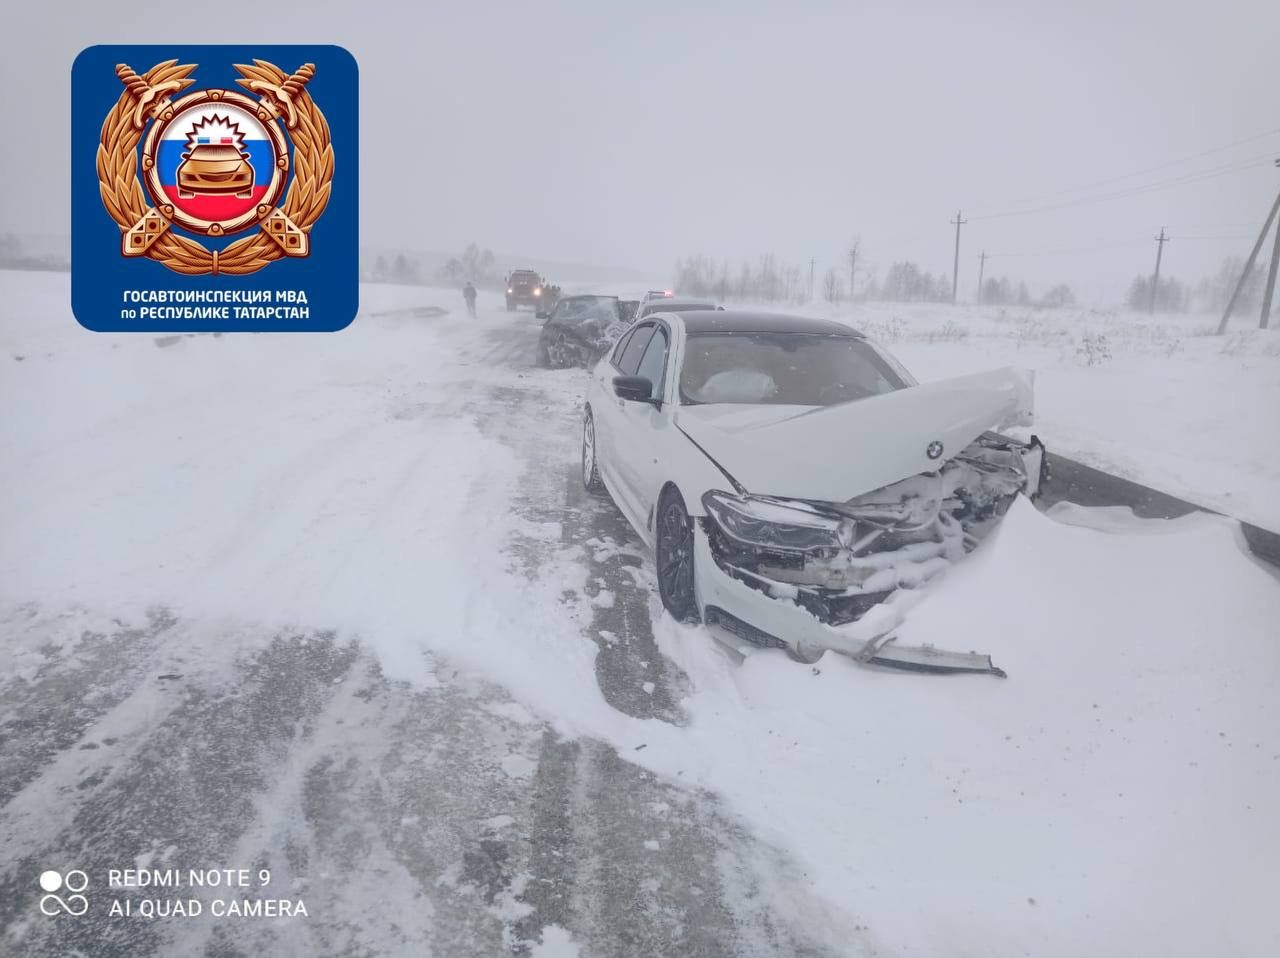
top-left (1039, 453), bottom-right (1280, 569)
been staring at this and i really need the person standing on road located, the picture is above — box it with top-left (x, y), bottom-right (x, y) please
top-left (463, 281), bottom-right (477, 318)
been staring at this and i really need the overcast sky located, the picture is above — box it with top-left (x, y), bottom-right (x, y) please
top-left (4, 0), bottom-right (1278, 303)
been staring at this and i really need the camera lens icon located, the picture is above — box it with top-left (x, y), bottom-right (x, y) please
top-left (39, 869), bottom-right (89, 916)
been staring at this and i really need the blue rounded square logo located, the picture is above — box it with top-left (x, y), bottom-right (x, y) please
top-left (72, 45), bottom-right (359, 332)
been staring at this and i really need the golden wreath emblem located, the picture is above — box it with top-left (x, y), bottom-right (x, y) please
top-left (97, 59), bottom-right (334, 276)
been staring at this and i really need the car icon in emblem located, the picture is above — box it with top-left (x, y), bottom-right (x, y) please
top-left (177, 143), bottom-right (254, 199)
top-left (926, 440), bottom-right (944, 460)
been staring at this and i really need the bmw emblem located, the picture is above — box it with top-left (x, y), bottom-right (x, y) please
top-left (926, 440), bottom-right (944, 460)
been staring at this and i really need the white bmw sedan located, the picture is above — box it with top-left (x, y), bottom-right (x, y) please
top-left (581, 310), bottom-right (1045, 670)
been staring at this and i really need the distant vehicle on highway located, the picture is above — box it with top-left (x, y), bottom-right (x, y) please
top-left (638, 289), bottom-right (675, 311)
top-left (536, 295), bottom-right (633, 368)
top-left (505, 270), bottom-right (546, 311)
top-left (633, 296), bottom-right (721, 322)
top-left (580, 309), bottom-right (1046, 671)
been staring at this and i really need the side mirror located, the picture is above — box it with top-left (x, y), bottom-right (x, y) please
top-left (535, 310), bottom-right (549, 320)
top-left (613, 375), bottom-right (655, 403)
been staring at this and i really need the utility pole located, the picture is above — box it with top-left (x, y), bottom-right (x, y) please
top-left (976, 250), bottom-right (988, 305)
top-left (1149, 227), bottom-right (1169, 314)
top-left (1216, 173), bottom-right (1280, 333)
top-left (950, 210), bottom-right (967, 303)
top-left (808, 258), bottom-right (816, 302)
top-left (1261, 221), bottom-right (1280, 329)
top-left (1260, 159), bottom-right (1280, 329)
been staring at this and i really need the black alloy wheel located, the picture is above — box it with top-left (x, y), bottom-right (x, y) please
top-left (656, 488), bottom-right (699, 623)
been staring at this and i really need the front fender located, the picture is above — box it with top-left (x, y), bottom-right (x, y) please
top-left (645, 425), bottom-right (745, 537)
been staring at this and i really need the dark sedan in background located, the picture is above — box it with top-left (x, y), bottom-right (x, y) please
top-left (536, 295), bottom-right (635, 368)
top-left (536, 295), bottom-right (720, 369)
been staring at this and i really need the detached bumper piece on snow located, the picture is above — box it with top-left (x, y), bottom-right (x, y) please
top-left (695, 432), bottom-right (1046, 676)
top-left (852, 634), bottom-right (1006, 678)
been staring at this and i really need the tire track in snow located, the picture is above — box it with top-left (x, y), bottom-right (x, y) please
top-left (1, 300), bottom-right (850, 957)
top-left (464, 315), bottom-right (846, 956)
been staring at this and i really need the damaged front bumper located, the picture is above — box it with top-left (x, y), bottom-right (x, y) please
top-left (693, 433), bottom-right (1047, 675)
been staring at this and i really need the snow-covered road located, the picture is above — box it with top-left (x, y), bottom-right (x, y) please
top-left (0, 278), bottom-right (843, 956)
top-left (2, 274), bottom-right (1278, 957)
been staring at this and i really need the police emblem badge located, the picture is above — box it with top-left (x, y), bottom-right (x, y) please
top-left (98, 59), bottom-right (332, 275)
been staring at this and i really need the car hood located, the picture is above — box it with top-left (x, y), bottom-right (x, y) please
top-left (674, 367), bottom-right (1034, 501)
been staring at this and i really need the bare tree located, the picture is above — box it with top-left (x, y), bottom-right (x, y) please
top-left (823, 267), bottom-right (843, 303)
top-left (848, 236), bottom-right (862, 299)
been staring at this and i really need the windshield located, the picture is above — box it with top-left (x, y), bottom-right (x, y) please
top-left (556, 297), bottom-right (618, 324)
top-left (679, 332), bottom-right (908, 405)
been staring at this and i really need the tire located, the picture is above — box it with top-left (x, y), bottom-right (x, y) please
top-left (581, 408), bottom-right (605, 494)
top-left (546, 332), bottom-right (573, 368)
top-left (656, 487), bottom-right (700, 624)
top-left (506, 300), bottom-right (516, 312)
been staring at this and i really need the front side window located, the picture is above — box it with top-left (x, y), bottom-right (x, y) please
top-left (634, 327), bottom-right (669, 399)
top-left (616, 324), bottom-right (656, 376)
top-left (611, 327), bottom-right (636, 366)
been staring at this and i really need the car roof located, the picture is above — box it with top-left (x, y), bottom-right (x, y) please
top-left (509, 269), bottom-right (539, 276)
top-left (644, 297), bottom-right (716, 309)
top-left (561, 293), bottom-right (617, 302)
top-left (678, 310), bottom-right (865, 337)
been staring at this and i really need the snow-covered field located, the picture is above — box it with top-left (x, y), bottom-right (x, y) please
top-left (2, 270), bottom-right (1279, 956)
top-left (806, 300), bottom-right (1280, 532)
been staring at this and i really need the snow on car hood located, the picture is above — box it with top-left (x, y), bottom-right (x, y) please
top-left (675, 367), bottom-right (1034, 501)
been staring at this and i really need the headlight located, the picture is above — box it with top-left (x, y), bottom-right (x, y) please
top-left (702, 491), bottom-right (850, 553)
top-left (533, 287), bottom-right (542, 296)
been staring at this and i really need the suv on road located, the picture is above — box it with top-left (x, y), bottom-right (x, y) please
top-left (505, 270), bottom-right (546, 311)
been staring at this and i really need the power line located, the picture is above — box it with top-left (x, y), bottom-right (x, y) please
top-left (1175, 234), bottom-right (1254, 242)
top-left (976, 230), bottom-right (1252, 267)
top-left (971, 155), bottom-right (1274, 221)
top-left (992, 127), bottom-right (1280, 208)
top-left (987, 237), bottom-right (1152, 259)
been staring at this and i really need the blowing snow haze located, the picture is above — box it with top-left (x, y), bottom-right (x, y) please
top-left (4, 4), bottom-right (1280, 957)
top-left (3, 1), bottom-right (1278, 299)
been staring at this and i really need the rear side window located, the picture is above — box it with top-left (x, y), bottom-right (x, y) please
top-left (616, 324), bottom-right (656, 376)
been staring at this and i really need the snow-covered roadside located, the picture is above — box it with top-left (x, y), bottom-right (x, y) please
top-left (4, 271), bottom-right (1279, 956)
top-left (649, 500), bottom-right (1280, 956)
top-left (0, 274), bottom-right (625, 741)
top-left (742, 300), bottom-right (1280, 532)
